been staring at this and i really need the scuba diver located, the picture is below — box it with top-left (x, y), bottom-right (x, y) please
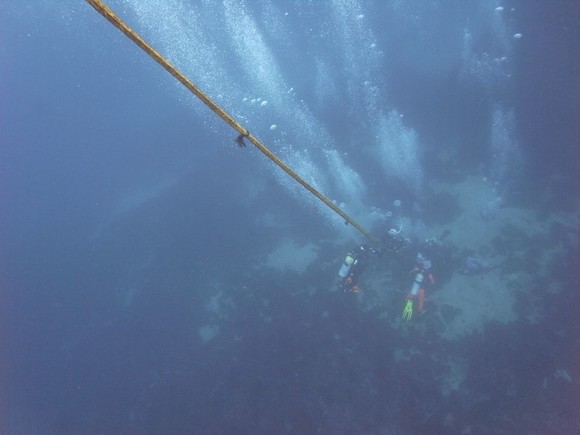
top-left (402, 252), bottom-right (435, 321)
top-left (338, 244), bottom-right (381, 293)
top-left (383, 224), bottom-right (411, 253)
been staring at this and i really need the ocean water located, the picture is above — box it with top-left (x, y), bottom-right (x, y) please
top-left (1, 1), bottom-right (578, 433)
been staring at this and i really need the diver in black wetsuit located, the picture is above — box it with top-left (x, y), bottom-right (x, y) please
top-left (338, 244), bottom-right (381, 293)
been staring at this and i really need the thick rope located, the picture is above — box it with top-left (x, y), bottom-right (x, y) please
top-left (85, 0), bottom-right (376, 243)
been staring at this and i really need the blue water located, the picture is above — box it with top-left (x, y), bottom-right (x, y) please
top-left (1, 1), bottom-right (578, 433)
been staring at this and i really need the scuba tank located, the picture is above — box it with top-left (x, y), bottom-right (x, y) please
top-left (409, 272), bottom-right (424, 296)
top-left (338, 254), bottom-right (355, 278)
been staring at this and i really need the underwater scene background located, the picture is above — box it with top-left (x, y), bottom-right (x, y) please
top-left (1, 1), bottom-right (578, 433)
